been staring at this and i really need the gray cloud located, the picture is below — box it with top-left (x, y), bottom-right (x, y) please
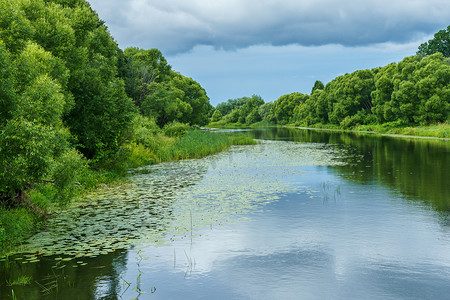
top-left (87, 0), bottom-right (449, 54)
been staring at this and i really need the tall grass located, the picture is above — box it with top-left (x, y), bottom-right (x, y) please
top-left (354, 122), bottom-right (450, 138)
top-left (128, 130), bottom-right (256, 164)
top-left (0, 207), bottom-right (37, 254)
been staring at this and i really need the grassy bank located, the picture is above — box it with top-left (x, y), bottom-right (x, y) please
top-left (0, 129), bottom-right (255, 255)
top-left (293, 122), bottom-right (450, 139)
top-left (207, 121), bottom-right (276, 129)
top-left (354, 123), bottom-right (450, 138)
top-left (208, 119), bottom-right (450, 139)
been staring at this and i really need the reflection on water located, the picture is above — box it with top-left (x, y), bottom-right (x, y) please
top-left (248, 128), bottom-right (450, 212)
top-left (1, 128), bottom-right (449, 299)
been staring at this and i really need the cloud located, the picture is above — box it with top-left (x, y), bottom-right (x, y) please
top-left (87, 0), bottom-right (449, 54)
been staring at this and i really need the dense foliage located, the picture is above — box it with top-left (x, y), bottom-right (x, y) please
top-left (270, 92), bottom-right (309, 125)
top-left (292, 53), bottom-right (449, 128)
top-left (211, 95), bottom-right (270, 126)
top-left (0, 0), bottom-right (214, 213)
top-left (122, 47), bottom-right (212, 127)
top-left (417, 25), bottom-right (450, 57)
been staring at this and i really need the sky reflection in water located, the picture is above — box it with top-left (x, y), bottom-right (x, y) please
top-left (112, 137), bottom-right (450, 300)
top-left (2, 129), bottom-right (449, 300)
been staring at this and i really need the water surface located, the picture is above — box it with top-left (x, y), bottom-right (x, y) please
top-left (1, 128), bottom-right (449, 299)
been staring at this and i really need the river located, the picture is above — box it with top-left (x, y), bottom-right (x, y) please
top-left (1, 128), bottom-right (449, 299)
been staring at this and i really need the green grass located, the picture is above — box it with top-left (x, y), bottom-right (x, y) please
top-left (130, 129), bottom-right (256, 163)
top-left (353, 122), bottom-right (450, 138)
top-left (0, 207), bottom-right (39, 255)
top-left (207, 121), bottom-right (276, 129)
top-left (165, 130), bottom-right (256, 160)
top-left (288, 122), bottom-right (450, 139)
top-left (385, 124), bottom-right (450, 138)
top-left (7, 275), bottom-right (32, 286)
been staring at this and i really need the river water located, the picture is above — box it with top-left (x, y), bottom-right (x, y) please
top-left (1, 128), bottom-right (449, 299)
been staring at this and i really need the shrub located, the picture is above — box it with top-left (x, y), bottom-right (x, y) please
top-left (163, 122), bottom-right (190, 137)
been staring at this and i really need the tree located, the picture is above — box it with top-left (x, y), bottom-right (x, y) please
top-left (258, 102), bottom-right (273, 121)
top-left (417, 25), bottom-right (450, 57)
top-left (270, 92), bottom-right (309, 125)
top-left (311, 80), bottom-right (324, 94)
top-left (215, 97), bottom-right (249, 116)
top-left (121, 48), bottom-right (212, 127)
top-left (171, 72), bottom-right (211, 126)
top-left (211, 110), bottom-right (223, 122)
top-left (327, 69), bottom-right (375, 125)
top-left (0, 0), bottom-right (138, 159)
top-left (213, 95), bottom-right (264, 125)
top-left (0, 41), bottom-right (15, 124)
top-left (292, 89), bottom-right (328, 126)
top-left (371, 63), bottom-right (397, 123)
top-left (141, 81), bottom-right (190, 127)
top-left (0, 39), bottom-right (84, 205)
top-left (414, 53), bottom-right (450, 124)
top-left (122, 47), bottom-right (172, 107)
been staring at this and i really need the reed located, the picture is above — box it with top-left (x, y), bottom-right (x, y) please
top-left (7, 275), bottom-right (32, 286)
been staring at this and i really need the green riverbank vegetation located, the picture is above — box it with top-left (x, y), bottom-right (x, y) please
top-left (0, 0), bottom-right (254, 254)
top-left (209, 26), bottom-right (450, 138)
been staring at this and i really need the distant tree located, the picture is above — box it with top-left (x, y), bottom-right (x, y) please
top-left (215, 97), bottom-right (249, 115)
top-left (214, 95), bottom-right (264, 124)
top-left (171, 72), bottom-right (211, 126)
top-left (311, 80), bottom-right (324, 94)
top-left (270, 92), bottom-right (309, 125)
top-left (327, 69), bottom-right (375, 125)
top-left (371, 63), bottom-right (397, 123)
top-left (258, 102), bottom-right (273, 121)
top-left (417, 25), bottom-right (450, 57)
top-left (211, 110), bottom-right (223, 122)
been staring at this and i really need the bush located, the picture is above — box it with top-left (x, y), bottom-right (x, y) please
top-left (163, 121), bottom-right (190, 137)
top-left (211, 110), bottom-right (223, 122)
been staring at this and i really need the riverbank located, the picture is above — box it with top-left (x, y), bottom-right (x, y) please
top-left (208, 122), bottom-right (450, 140)
top-left (0, 130), bottom-right (256, 256)
top-left (292, 123), bottom-right (450, 140)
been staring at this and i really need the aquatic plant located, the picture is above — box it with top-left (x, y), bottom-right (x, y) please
top-left (3, 141), bottom-right (346, 268)
top-left (7, 275), bottom-right (32, 286)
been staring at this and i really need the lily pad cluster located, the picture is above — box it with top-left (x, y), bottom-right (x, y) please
top-left (11, 140), bottom-right (348, 262)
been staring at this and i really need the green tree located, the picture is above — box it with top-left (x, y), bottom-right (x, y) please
top-left (0, 39), bottom-right (83, 205)
top-left (213, 95), bottom-right (264, 125)
top-left (141, 81), bottom-right (191, 127)
top-left (371, 63), bottom-right (397, 123)
top-left (0, 41), bottom-right (15, 124)
top-left (211, 110), bottom-right (223, 122)
top-left (123, 47), bottom-right (172, 107)
top-left (0, 0), bottom-right (137, 158)
top-left (414, 53), bottom-right (450, 124)
top-left (171, 72), bottom-right (211, 126)
top-left (216, 97), bottom-right (249, 116)
top-left (258, 102), bottom-right (273, 121)
top-left (311, 80), bottom-right (324, 93)
top-left (417, 25), bottom-right (450, 57)
top-left (327, 69), bottom-right (375, 125)
top-left (292, 89), bottom-right (328, 126)
top-left (0, 0), bottom-right (34, 54)
top-left (270, 92), bottom-right (309, 125)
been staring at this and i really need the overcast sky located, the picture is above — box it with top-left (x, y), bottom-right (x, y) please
top-left (86, 0), bottom-right (449, 106)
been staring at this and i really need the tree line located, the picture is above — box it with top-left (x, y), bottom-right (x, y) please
top-left (0, 0), bottom-right (213, 207)
top-left (212, 26), bottom-right (449, 129)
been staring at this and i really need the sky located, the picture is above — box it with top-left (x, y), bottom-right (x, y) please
top-left (86, 0), bottom-right (449, 106)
